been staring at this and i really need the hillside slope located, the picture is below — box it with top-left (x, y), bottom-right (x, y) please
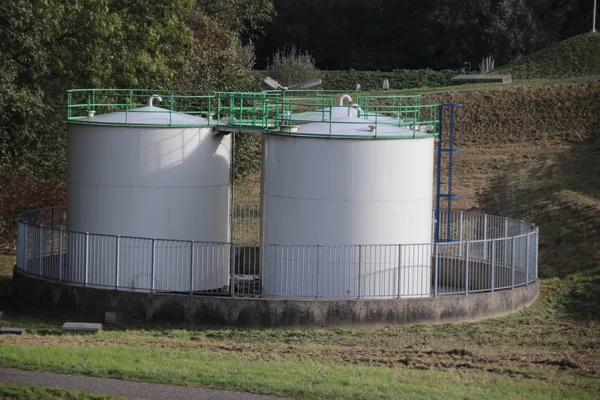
top-left (493, 34), bottom-right (600, 80)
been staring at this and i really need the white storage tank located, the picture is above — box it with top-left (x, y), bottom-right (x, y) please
top-left (261, 96), bottom-right (434, 298)
top-left (66, 96), bottom-right (231, 291)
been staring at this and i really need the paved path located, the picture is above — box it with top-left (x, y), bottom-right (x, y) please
top-left (0, 367), bottom-right (294, 400)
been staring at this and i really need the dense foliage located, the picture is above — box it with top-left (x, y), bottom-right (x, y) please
top-left (254, 0), bottom-right (596, 71)
top-left (0, 0), bottom-right (273, 250)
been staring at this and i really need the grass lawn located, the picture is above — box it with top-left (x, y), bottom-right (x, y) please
top-left (494, 34), bottom-right (600, 80)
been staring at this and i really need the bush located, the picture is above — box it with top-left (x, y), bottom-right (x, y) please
top-left (266, 46), bottom-right (320, 87)
top-left (233, 133), bottom-right (261, 181)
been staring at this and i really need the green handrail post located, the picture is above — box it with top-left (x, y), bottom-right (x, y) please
top-left (91, 89), bottom-right (96, 117)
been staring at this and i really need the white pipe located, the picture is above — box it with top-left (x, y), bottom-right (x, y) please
top-left (339, 94), bottom-right (352, 106)
top-left (148, 95), bottom-right (163, 107)
top-left (593, 0), bottom-right (597, 33)
top-left (348, 103), bottom-right (362, 117)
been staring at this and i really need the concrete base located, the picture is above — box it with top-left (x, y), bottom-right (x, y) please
top-left (62, 322), bottom-right (103, 335)
top-left (451, 74), bottom-right (512, 85)
top-left (0, 328), bottom-right (25, 335)
top-left (13, 269), bottom-right (539, 329)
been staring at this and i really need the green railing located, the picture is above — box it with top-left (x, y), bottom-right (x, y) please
top-left (67, 89), bottom-right (439, 138)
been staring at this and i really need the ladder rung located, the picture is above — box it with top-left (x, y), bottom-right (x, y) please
top-left (439, 194), bottom-right (460, 198)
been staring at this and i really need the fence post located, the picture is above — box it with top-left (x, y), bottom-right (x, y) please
top-left (51, 208), bottom-right (55, 248)
top-left (357, 244), bottom-right (362, 299)
top-left (151, 238), bottom-right (156, 292)
top-left (526, 234), bottom-right (530, 284)
top-left (315, 245), bottom-right (321, 299)
top-left (20, 222), bottom-right (26, 269)
top-left (50, 220), bottom-right (55, 274)
top-left (58, 228), bottom-right (64, 281)
top-left (483, 215), bottom-right (488, 260)
top-left (189, 241), bottom-right (194, 295)
top-left (84, 232), bottom-right (89, 286)
top-left (535, 229), bottom-right (539, 280)
top-left (511, 237), bottom-right (515, 288)
top-left (281, 244), bottom-right (286, 298)
top-left (491, 240), bottom-right (495, 292)
top-left (38, 226), bottom-right (43, 276)
top-left (24, 222), bottom-right (29, 272)
top-left (16, 221), bottom-right (22, 270)
top-left (434, 243), bottom-right (439, 297)
top-left (115, 236), bottom-right (120, 289)
top-left (397, 244), bottom-right (402, 299)
top-left (465, 242), bottom-right (469, 295)
top-left (459, 211), bottom-right (464, 253)
top-left (504, 217), bottom-right (509, 263)
top-left (229, 242), bottom-right (236, 297)
top-left (25, 222), bottom-right (31, 272)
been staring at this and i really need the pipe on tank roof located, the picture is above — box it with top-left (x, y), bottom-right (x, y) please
top-left (339, 94), bottom-right (352, 106)
top-left (148, 95), bottom-right (163, 107)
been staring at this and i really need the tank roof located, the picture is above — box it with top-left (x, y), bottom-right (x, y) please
top-left (73, 105), bottom-right (209, 127)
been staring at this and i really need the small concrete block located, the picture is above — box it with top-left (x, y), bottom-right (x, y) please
top-left (0, 327), bottom-right (25, 335)
top-left (104, 311), bottom-right (119, 324)
top-left (62, 322), bottom-right (103, 335)
top-left (451, 74), bottom-right (512, 85)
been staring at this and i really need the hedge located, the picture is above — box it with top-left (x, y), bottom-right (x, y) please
top-left (253, 69), bottom-right (459, 90)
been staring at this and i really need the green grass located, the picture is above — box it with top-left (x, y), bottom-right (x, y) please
top-left (0, 342), bottom-right (596, 400)
top-left (494, 34), bottom-right (600, 80)
top-left (0, 384), bottom-right (118, 399)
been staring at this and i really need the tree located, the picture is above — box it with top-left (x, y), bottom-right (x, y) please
top-left (0, 0), bottom-right (274, 176)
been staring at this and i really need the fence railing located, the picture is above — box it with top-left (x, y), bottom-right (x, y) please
top-left (15, 204), bottom-right (538, 299)
top-left (66, 89), bottom-right (438, 138)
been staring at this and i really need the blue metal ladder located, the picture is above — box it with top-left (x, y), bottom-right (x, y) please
top-left (435, 104), bottom-right (462, 243)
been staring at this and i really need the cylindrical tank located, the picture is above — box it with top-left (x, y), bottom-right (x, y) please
top-left (261, 108), bottom-right (434, 299)
top-left (66, 103), bottom-right (231, 291)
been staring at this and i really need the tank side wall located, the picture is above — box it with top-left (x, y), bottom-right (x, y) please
top-left (260, 135), bottom-right (434, 298)
top-left (66, 124), bottom-right (231, 290)
top-left (261, 136), bottom-right (434, 246)
top-left (67, 124), bottom-right (231, 241)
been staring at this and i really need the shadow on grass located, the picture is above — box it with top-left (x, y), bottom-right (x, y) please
top-left (480, 135), bottom-right (600, 320)
top-left (564, 267), bottom-right (600, 320)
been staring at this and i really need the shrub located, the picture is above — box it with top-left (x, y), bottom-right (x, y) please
top-left (266, 46), bottom-right (320, 87)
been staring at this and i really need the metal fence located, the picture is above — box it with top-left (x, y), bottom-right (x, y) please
top-left (15, 203), bottom-right (538, 299)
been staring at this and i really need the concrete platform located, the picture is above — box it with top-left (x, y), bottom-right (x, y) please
top-left (451, 74), bottom-right (512, 85)
top-left (62, 322), bottom-right (102, 335)
top-left (0, 327), bottom-right (25, 335)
